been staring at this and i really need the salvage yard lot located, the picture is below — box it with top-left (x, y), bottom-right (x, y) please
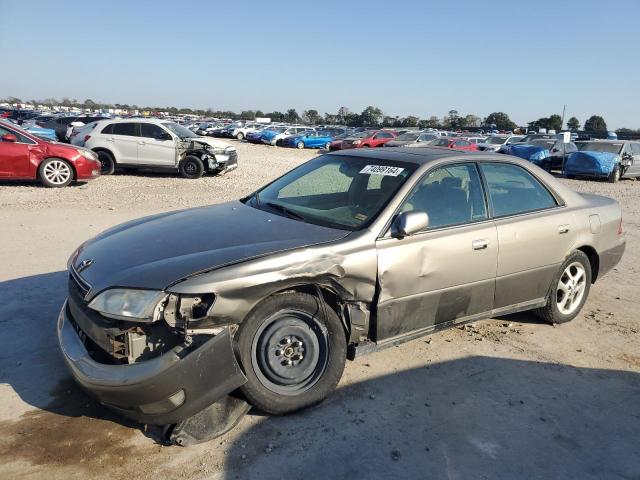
top-left (1, 142), bottom-right (639, 479)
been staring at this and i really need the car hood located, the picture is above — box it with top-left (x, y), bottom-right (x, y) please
top-left (188, 136), bottom-right (232, 149)
top-left (71, 201), bottom-right (349, 296)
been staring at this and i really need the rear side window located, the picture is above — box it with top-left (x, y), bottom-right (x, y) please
top-left (631, 143), bottom-right (640, 155)
top-left (111, 123), bottom-right (139, 136)
top-left (480, 163), bottom-right (557, 217)
top-left (101, 123), bottom-right (114, 134)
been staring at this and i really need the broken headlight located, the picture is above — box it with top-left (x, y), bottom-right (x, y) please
top-left (88, 289), bottom-right (167, 322)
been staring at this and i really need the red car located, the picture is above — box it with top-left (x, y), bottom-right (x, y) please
top-left (429, 137), bottom-right (479, 151)
top-left (342, 130), bottom-right (398, 149)
top-left (0, 120), bottom-right (101, 187)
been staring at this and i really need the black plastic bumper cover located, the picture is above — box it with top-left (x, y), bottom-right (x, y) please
top-left (57, 300), bottom-right (247, 425)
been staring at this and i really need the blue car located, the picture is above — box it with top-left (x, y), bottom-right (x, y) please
top-left (281, 129), bottom-right (344, 149)
top-left (565, 140), bottom-right (640, 183)
top-left (23, 125), bottom-right (57, 142)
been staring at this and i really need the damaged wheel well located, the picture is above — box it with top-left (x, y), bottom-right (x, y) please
top-left (269, 285), bottom-right (352, 345)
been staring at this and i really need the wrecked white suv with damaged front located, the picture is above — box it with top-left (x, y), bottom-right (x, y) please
top-left (85, 118), bottom-right (238, 179)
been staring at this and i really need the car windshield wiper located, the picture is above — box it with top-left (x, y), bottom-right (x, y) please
top-left (265, 202), bottom-right (306, 222)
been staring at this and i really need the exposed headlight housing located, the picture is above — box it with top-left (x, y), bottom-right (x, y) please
top-left (88, 289), bottom-right (167, 322)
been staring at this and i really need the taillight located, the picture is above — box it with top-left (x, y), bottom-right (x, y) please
top-left (618, 218), bottom-right (624, 235)
top-left (84, 135), bottom-right (91, 142)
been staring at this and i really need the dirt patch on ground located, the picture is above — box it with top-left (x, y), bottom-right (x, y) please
top-left (0, 380), bottom-right (147, 470)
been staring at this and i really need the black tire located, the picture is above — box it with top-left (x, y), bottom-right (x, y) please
top-left (179, 156), bottom-right (204, 179)
top-left (38, 158), bottom-right (74, 188)
top-left (96, 150), bottom-right (116, 175)
top-left (608, 165), bottom-right (621, 183)
top-left (540, 160), bottom-right (552, 172)
top-left (236, 292), bottom-right (346, 415)
top-left (534, 250), bottom-right (591, 324)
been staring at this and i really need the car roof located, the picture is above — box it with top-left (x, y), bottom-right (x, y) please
top-left (327, 146), bottom-right (497, 165)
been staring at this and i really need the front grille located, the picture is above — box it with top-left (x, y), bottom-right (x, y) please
top-left (69, 267), bottom-right (91, 298)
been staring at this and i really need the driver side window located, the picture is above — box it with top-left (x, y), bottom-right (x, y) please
top-left (400, 163), bottom-right (487, 230)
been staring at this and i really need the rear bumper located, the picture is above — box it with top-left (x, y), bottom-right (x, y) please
top-left (57, 300), bottom-right (247, 425)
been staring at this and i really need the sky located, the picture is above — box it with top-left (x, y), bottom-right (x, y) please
top-left (1, 0), bottom-right (639, 128)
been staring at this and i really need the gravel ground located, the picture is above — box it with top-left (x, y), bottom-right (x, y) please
top-left (1, 142), bottom-right (639, 480)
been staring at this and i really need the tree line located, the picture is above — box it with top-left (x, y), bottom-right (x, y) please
top-left (1, 95), bottom-right (619, 132)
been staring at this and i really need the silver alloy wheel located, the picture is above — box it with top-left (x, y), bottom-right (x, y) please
top-left (43, 160), bottom-right (71, 185)
top-left (556, 261), bottom-right (587, 315)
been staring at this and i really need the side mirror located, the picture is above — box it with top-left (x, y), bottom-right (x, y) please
top-left (392, 211), bottom-right (429, 238)
top-left (1, 133), bottom-right (18, 143)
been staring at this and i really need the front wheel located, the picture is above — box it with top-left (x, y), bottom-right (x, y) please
top-left (236, 132), bottom-right (244, 140)
top-left (325, 142), bottom-right (331, 150)
top-left (296, 141), bottom-right (305, 149)
top-left (236, 292), bottom-right (346, 415)
top-left (534, 250), bottom-right (591, 324)
top-left (39, 158), bottom-right (73, 187)
top-left (179, 156), bottom-right (204, 179)
top-left (608, 165), bottom-right (621, 183)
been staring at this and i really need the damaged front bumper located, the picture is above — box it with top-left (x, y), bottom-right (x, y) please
top-left (204, 149), bottom-right (238, 174)
top-left (57, 300), bottom-right (247, 425)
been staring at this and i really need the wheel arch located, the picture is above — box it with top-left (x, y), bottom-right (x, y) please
top-left (91, 147), bottom-right (117, 164)
top-left (254, 283), bottom-right (352, 346)
top-left (576, 245), bottom-right (600, 283)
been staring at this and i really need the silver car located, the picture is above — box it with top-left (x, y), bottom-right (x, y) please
top-left (58, 148), bottom-right (625, 442)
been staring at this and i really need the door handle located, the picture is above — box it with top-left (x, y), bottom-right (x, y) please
top-left (138, 141), bottom-right (146, 145)
top-left (106, 137), bottom-right (114, 142)
top-left (472, 239), bottom-right (489, 250)
top-left (558, 224), bottom-right (570, 234)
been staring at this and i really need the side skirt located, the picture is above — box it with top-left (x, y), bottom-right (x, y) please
top-left (347, 297), bottom-right (547, 360)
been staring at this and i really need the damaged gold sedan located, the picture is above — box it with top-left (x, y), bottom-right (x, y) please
top-left (58, 147), bottom-right (625, 444)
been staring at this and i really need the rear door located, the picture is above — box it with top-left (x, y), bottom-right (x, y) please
top-left (138, 123), bottom-right (176, 166)
top-left (110, 122), bottom-right (140, 164)
top-left (375, 162), bottom-right (498, 340)
top-left (479, 162), bottom-right (577, 311)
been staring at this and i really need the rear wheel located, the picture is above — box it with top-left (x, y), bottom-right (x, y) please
top-left (236, 292), bottom-right (346, 415)
top-left (179, 155), bottom-right (204, 179)
top-left (39, 158), bottom-right (73, 187)
top-left (296, 141), bottom-right (305, 149)
top-left (96, 150), bottom-right (115, 175)
top-left (534, 250), bottom-right (591, 324)
top-left (608, 165), bottom-right (621, 183)
top-left (236, 132), bottom-right (244, 140)
top-left (325, 142), bottom-right (331, 150)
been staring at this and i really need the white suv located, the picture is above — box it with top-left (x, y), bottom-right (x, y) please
top-left (84, 119), bottom-right (237, 178)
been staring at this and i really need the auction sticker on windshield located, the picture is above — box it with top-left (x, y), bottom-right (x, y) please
top-left (360, 165), bottom-right (405, 176)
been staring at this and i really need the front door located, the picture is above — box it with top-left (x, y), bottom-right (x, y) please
top-left (0, 126), bottom-right (33, 177)
top-left (375, 162), bottom-right (498, 341)
top-left (479, 162), bottom-right (577, 310)
top-left (138, 123), bottom-right (176, 166)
